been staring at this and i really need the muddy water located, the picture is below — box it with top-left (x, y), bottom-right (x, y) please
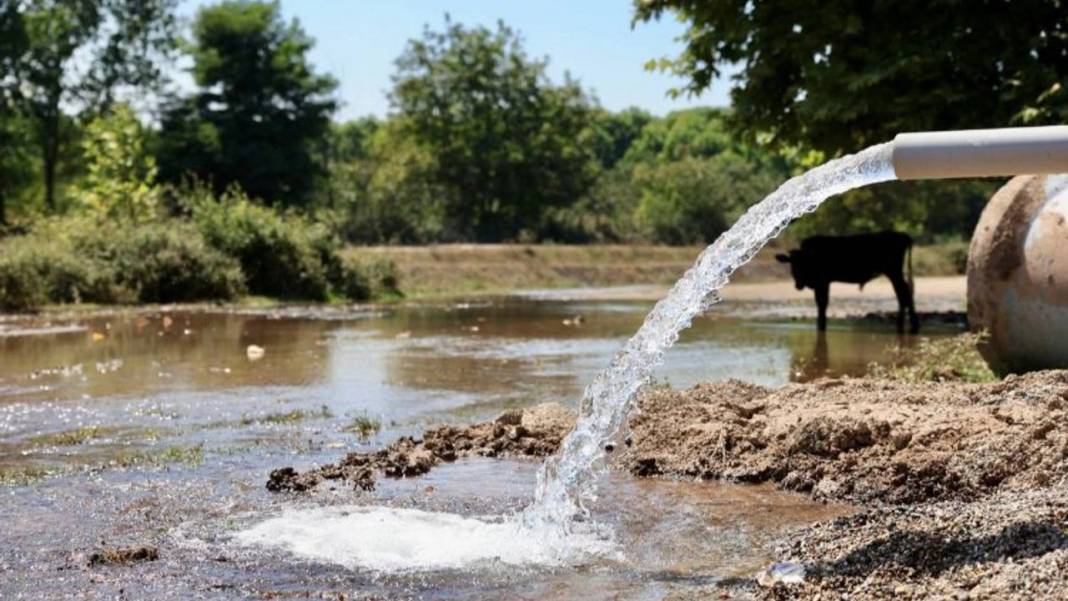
top-left (0, 293), bottom-right (959, 599)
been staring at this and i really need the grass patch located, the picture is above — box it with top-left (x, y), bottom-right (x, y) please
top-left (26, 426), bottom-right (104, 447)
top-left (0, 464), bottom-right (55, 486)
top-left (240, 405), bottom-right (334, 426)
top-left (343, 413), bottom-right (381, 439)
top-left (868, 332), bottom-right (997, 383)
top-left (108, 444), bottom-right (205, 469)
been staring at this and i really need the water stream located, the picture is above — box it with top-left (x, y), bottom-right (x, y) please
top-left (524, 142), bottom-right (897, 529)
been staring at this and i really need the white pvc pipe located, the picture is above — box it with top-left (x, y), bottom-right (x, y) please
top-left (892, 126), bottom-right (1068, 180)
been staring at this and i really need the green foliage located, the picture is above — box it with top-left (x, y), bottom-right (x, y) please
top-left (331, 120), bottom-right (447, 244)
top-left (620, 107), bottom-right (734, 164)
top-left (634, 154), bottom-right (781, 244)
top-left (343, 412), bottom-right (381, 440)
top-left (788, 179), bottom-right (1000, 242)
top-left (867, 333), bottom-right (997, 384)
top-left (336, 253), bottom-right (400, 300)
top-left (158, 0), bottom-right (337, 206)
top-left (634, 0), bottom-right (1068, 155)
top-left (0, 113), bottom-right (36, 225)
top-left (0, 215), bottom-right (245, 310)
top-left (589, 107), bottom-right (653, 169)
top-left (390, 18), bottom-right (597, 241)
top-left (3, 0), bottom-right (178, 210)
top-left (186, 186), bottom-right (338, 300)
top-left (78, 104), bottom-right (160, 221)
top-left (84, 221), bottom-right (246, 303)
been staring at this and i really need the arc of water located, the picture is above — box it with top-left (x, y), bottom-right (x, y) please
top-left (522, 142), bottom-right (897, 531)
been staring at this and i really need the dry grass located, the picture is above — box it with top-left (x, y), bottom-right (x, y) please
top-left (351, 243), bottom-right (797, 298)
top-left (352, 240), bottom-right (968, 299)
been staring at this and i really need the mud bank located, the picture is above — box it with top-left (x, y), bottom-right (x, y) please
top-left (267, 403), bottom-right (575, 492)
top-left (270, 371), bottom-right (1068, 599)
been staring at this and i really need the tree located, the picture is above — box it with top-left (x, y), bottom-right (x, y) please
top-left (390, 18), bottom-right (598, 242)
top-left (634, 0), bottom-right (1068, 155)
top-left (78, 104), bottom-right (159, 221)
top-left (3, 0), bottom-right (178, 211)
top-left (588, 107), bottom-right (652, 169)
top-left (158, 1), bottom-right (337, 206)
top-left (634, 153), bottom-right (781, 244)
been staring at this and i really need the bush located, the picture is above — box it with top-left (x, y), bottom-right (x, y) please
top-left (634, 155), bottom-right (780, 245)
top-left (336, 253), bottom-right (400, 300)
top-left (84, 222), bottom-right (246, 303)
top-left (188, 188), bottom-right (337, 300)
top-left (0, 223), bottom-right (117, 310)
top-left (0, 217), bottom-right (245, 311)
top-left (0, 248), bottom-right (48, 312)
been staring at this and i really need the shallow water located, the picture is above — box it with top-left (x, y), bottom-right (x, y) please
top-left (0, 294), bottom-right (959, 598)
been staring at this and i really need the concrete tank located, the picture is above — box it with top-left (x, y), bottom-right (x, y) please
top-left (968, 174), bottom-right (1068, 373)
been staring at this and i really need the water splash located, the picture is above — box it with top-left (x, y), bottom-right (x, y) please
top-left (234, 505), bottom-right (617, 571)
top-left (523, 142), bottom-right (897, 530)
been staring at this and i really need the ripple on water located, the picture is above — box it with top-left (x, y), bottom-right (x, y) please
top-left (234, 505), bottom-right (618, 572)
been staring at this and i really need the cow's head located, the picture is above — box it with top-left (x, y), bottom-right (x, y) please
top-left (776, 250), bottom-right (813, 291)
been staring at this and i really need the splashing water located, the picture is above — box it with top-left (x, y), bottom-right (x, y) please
top-left (523, 142), bottom-right (897, 530)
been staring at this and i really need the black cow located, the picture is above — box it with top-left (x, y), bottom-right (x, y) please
top-left (775, 232), bottom-right (919, 334)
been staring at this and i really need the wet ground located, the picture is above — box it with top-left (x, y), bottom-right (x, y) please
top-left (0, 286), bottom-right (963, 599)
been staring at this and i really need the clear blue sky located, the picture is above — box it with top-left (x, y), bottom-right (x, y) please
top-left (179, 0), bottom-right (733, 121)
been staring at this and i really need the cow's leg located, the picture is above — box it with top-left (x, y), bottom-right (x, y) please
top-left (889, 275), bottom-right (918, 334)
top-left (814, 282), bottom-right (829, 331)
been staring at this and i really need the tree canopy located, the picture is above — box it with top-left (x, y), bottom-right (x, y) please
top-left (158, 0), bottom-right (337, 205)
top-left (389, 18), bottom-right (597, 242)
top-left (634, 0), bottom-right (1068, 155)
top-left (0, 0), bottom-right (177, 214)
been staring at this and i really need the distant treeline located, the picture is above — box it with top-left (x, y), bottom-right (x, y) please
top-left (0, 1), bottom-right (996, 250)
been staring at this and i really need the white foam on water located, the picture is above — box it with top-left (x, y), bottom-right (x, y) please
top-left (234, 505), bottom-right (617, 572)
top-left (524, 142), bottom-right (898, 531)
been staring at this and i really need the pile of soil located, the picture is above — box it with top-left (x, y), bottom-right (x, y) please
top-left (757, 487), bottom-right (1068, 600)
top-left (267, 403), bottom-right (574, 492)
top-left (273, 372), bottom-right (1068, 505)
top-left (626, 372), bottom-right (1068, 505)
top-left (88, 546), bottom-right (159, 566)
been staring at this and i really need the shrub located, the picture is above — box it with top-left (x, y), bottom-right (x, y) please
top-left (0, 247), bottom-right (48, 312)
top-left (336, 253), bottom-right (400, 300)
top-left (0, 216), bottom-right (244, 311)
top-left (188, 188), bottom-right (336, 300)
top-left (87, 222), bottom-right (246, 303)
top-left (0, 224), bottom-right (116, 310)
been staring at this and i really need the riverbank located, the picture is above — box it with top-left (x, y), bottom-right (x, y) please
top-left (271, 369), bottom-right (1068, 599)
top-left (355, 241), bottom-right (968, 299)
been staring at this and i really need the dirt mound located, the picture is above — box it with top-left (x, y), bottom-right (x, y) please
top-left (88, 546), bottom-right (159, 566)
top-left (626, 371), bottom-right (1068, 505)
top-left (267, 402), bottom-right (574, 493)
top-left (758, 487), bottom-right (1068, 600)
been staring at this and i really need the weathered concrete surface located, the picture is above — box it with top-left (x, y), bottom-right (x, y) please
top-left (968, 174), bottom-right (1068, 373)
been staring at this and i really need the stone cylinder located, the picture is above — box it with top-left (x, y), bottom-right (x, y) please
top-left (968, 174), bottom-right (1068, 373)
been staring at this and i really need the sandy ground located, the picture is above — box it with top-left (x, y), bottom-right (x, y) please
top-left (274, 369), bottom-right (1068, 600)
top-left (518, 275), bottom-right (965, 303)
